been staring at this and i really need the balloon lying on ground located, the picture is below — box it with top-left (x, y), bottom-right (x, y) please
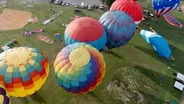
top-left (0, 47), bottom-right (49, 97)
top-left (64, 17), bottom-right (107, 51)
top-left (54, 43), bottom-right (105, 94)
top-left (152, 0), bottom-right (180, 17)
top-left (140, 30), bottom-right (172, 59)
top-left (110, 0), bottom-right (143, 25)
top-left (164, 13), bottom-right (183, 28)
top-left (99, 10), bottom-right (136, 49)
top-left (0, 84), bottom-right (10, 104)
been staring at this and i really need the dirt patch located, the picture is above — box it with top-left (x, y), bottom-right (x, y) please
top-left (0, 8), bottom-right (32, 31)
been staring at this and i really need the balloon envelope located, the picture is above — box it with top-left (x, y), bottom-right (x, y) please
top-left (54, 42), bottom-right (105, 94)
top-left (152, 0), bottom-right (180, 17)
top-left (99, 10), bottom-right (136, 49)
top-left (110, 0), bottom-right (143, 25)
top-left (140, 30), bottom-right (172, 59)
top-left (0, 47), bottom-right (49, 97)
top-left (64, 17), bottom-right (107, 50)
top-left (164, 13), bottom-right (183, 28)
top-left (0, 84), bottom-right (10, 104)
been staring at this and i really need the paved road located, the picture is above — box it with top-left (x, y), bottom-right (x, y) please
top-left (38, 0), bottom-right (102, 5)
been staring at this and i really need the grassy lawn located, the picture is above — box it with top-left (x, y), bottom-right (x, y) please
top-left (0, 0), bottom-right (184, 104)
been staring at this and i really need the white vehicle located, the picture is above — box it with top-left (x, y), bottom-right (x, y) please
top-left (81, 2), bottom-right (84, 8)
top-left (100, 4), bottom-right (104, 9)
top-left (65, 3), bottom-right (70, 6)
top-left (88, 5), bottom-right (92, 10)
top-left (62, 1), bottom-right (65, 6)
top-left (54, 0), bottom-right (59, 4)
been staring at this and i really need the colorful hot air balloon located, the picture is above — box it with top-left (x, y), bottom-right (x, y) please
top-left (110, 0), bottom-right (143, 25)
top-left (54, 42), bottom-right (105, 94)
top-left (64, 17), bottom-right (107, 51)
top-left (0, 84), bottom-right (10, 104)
top-left (152, 0), bottom-right (180, 17)
top-left (0, 47), bottom-right (49, 97)
top-left (164, 13), bottom-right (183, 28)
top-left (99, 10), bottom-right (136, 49)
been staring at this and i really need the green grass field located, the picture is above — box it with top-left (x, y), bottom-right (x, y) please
top-left (0, 0), bottom-right (184, 104)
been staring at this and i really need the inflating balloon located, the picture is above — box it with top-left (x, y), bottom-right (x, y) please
top-left (140, 30), bottom-right (172, 59)
top-left (99, 10), bottom-right (136, 49)
top-left (54, 43), bottom-right (105, 94)
top-left (164, 13), bottom-right (183, 28)
top-left (0, 84), bottom-right (10, 104)
top-left (152, 0), bottom-right (180, 17)
top-left (64, 17), bottom-right (107, 51)
top-left (0, 47), bottom-right (49, 97)
top-left (110, 0), bottom-right (143, 25)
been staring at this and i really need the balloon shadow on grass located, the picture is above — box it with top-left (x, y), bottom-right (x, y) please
top-left (19, 97), bottom-right (29, 104)
top-left (88, 91), bottom-right (104, 103)
top-left (138, 90), bottom-right (170, 104)
top-left (107, 51), bottom-right (125, 61)
top-left (134, 64), bottom-right (182, 100)
top-left (132, 45), bottom-right (184, 73)
top-left (30, 92), bottom-right (46, 104)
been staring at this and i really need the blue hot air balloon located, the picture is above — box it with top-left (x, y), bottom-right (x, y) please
top-left (152, 0), bottom-right (180, 17)
top-left (140, 30), bottom-right (172, 59)
top-left (99, 10), bottom-right (136, 49)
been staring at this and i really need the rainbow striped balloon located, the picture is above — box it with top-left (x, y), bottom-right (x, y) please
top-left (0, 47), bottom-right (49, 97)
top-left (0, 84), bottom-right (10, 104)
top-left (54, 43), bottom-right (105, 94)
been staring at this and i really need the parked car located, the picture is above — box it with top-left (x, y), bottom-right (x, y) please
top-left (75, 4), bottom-right (79, 8)
top-left (94, 5), bottom-right (99, 9)
top-left (177, 7), bottom-right (182, 11)
top-left (100, 4), bottom-right (104, 9)
top-left (81, 2), bottom-right (84, 8)
top-left (54, 0), bottom-right (59, 4)
top-left (73, 9), bottom-right (82, 13)
top-left (84, 4), bottom-right (88, 8)
top-left (65, 3), bottom-right (70, 6)
top-left (61, 1), bottom-right (65, 5)
top-left (88, 5), bottom-right (92, 10)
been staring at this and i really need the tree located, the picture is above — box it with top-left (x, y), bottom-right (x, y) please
top-left (104, 0), bottom-right (115, 9)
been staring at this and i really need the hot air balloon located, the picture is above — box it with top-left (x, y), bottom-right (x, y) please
top-left (140, 30), bottom-right (172, 59)
top-left (0, 47), bottom-right (49, 97)
top-left (164, 13), bottom-right (183, 28)
top-left (64, 17), bottom-right (107, 51)
top-left (99, 10), bottom-right (136, 49)
top-left (110, 0), bottom-right (143, 25)
top-left (0, 84), bottom-right (10, 104)
top-left (152, 0), bottom-right (180, 17)
top-left (54, 42), bottom-right (105, 94)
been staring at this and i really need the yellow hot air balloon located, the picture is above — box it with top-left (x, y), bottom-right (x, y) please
top-left (0, 47), bottom-right (49, 97)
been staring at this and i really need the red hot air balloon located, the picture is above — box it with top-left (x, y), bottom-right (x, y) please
top-left (110, 0), bottom-right (143, 25)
